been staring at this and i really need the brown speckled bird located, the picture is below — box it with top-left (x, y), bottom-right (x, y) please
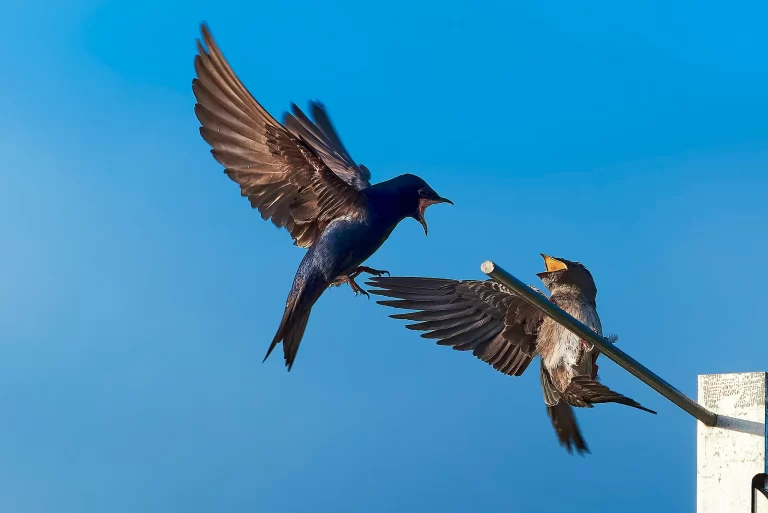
top-left (366, 254), bottom-right (655, 455)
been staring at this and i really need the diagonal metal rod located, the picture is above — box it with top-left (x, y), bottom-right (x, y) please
top-left (481, 260), bottom-right (718, 426)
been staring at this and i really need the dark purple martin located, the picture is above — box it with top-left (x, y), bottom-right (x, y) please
top-left (192, 24), bottom-right (452, 371)
top-left (366, 254), bottom-right (655, 455)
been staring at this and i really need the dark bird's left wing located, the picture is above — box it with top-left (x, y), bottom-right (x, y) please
top-left (366, 277), bottom-right (543, 376)
top-left (192, 23), bottom-right (370, 248)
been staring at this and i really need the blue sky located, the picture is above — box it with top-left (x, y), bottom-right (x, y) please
top-left (2, 0), bottom-right (768, 511)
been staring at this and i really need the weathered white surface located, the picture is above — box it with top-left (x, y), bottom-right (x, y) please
top-left (697, 372), bottom-right (768, 513)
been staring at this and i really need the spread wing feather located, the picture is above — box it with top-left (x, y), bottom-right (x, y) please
top-left (283, 102), bottom-right (370, 190)
top-left (192, 23), bottom-right (370, 248)
top-left (366, 277), bottom-right (545, 377)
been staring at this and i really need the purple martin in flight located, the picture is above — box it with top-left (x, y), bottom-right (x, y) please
top-left (192, 23), bottom-right (452, 370)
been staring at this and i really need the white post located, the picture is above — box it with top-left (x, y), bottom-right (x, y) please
top-left (697, 372), bottom-right (768, 513)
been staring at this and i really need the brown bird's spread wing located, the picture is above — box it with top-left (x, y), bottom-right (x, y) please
top-left (192, 23), bottom-right (370, 248)
top-left (366, 277), bottom-right (544, 376)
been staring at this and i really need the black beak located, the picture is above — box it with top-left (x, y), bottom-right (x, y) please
top-left (437, 197), bottom-right (454, 205)
top-left (418, 214), bottom-right (429, 236)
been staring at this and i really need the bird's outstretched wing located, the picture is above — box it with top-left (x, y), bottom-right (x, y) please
top-left (283, 102), bottom-right (371, 190)
top-left (366, 277), bottom-right (544, 376)
top-left (192, 23), bottom-right (371, 248)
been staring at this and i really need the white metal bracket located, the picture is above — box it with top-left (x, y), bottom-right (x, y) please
top-left (697, 373), bottom-right (768, 513)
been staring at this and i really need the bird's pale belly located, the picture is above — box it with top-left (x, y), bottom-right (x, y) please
top-left (540, 303), bottom-right (601, 374)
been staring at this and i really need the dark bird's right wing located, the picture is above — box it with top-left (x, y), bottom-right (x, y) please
top-left (192, 23), bottom-right (371, 248)
top-left (366, 277), bottom-right (543, 377)
top-left (282, 101), bottom-right (371, 190)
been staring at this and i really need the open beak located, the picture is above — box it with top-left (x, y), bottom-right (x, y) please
top-left (416, 196), bottom-right (453, 236)
top-left (417, 214), bottom-right (429, 236)
top-left (541, 253), bottom-right (568, 272)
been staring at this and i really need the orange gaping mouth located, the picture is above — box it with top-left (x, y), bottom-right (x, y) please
top-left (541, 254), bottom-right (568, 272)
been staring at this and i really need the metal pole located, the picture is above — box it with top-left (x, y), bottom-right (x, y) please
top-left (480, 260), bottom-right (718, 426)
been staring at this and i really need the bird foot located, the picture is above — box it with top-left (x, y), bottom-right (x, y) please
top-left (349, 266), bottom-right (390, 279)
top-left (346, 275), bottom-right (370, 299)
top-left (579, 339), bottom-right (599, 380)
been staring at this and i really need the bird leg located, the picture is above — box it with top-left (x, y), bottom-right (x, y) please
top-left (343, 267), bottom-right (390, 298)
top-left (345, 275), bottom-right (370, 299)
top-left (348, 266), bottom-right (390, 278)
top-left (580, 339), bottom-right (599, 380)
top-left (591, 355), bottom-right (599, 380)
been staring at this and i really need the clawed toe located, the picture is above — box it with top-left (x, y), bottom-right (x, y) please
top-left (346, 275), bottom-right (370, 298)
top-left (354, 288), bottom-right (370, 299)
top-left (353, 266), bottom-right (390, 278)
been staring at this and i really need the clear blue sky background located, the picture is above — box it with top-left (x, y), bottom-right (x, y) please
top-left (2, 0), bottom-right (767, 511)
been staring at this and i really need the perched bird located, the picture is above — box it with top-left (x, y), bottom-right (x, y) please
top-left (366, 254), bottom-right (655, 454)
top-left (192, 23), bottom-right (453, 371)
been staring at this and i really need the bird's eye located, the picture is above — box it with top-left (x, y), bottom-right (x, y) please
top-left (417, 188), bottom-right (427, 197)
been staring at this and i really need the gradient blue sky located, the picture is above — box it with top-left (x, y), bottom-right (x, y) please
top-left (2, 0), bottom-right (768, 511)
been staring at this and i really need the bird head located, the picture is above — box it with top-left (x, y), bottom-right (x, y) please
top-left (391, 174), bottom-right (453, 235)
top-left (536, 254), bottom-right (597, 299)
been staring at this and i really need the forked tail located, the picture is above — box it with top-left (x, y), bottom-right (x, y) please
top-left (263, 278), bottom-right (321, 371)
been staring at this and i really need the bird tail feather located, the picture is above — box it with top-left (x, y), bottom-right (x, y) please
top-left (547, 402), bottom-right (590, 455)
top-left (263, 296), bottom-right (295, 364)
top-left (281, 307), bottom-right (311, 371)
top-left (263, 281), bottom-right (318, 371)
top-left (540, 364), bottom-right (590, 455)
top-left (565, 375), bottom-right (657, 414)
